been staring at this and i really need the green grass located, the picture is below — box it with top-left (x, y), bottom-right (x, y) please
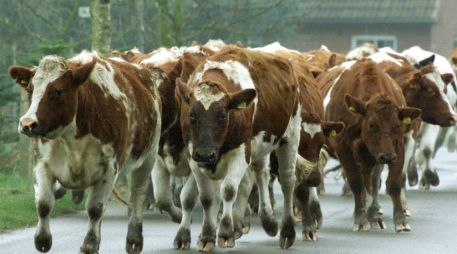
top-left (0, 173), bottom-right (85, 232)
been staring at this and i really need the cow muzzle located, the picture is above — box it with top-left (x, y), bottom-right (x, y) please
top-left (377, 153), bottom-right (397, 164)
top-left (193, 148), bottom-right (217, 166)
top-left (19, 118), bottom-right (40, 137)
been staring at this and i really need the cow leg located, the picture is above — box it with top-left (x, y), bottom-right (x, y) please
top-left (80, 166), bottom-right (117, 254)
top-left (309, 187), bottom-right (323, 229)
top-left (126, 155), bottom-right (154, 254)
top-left (268, 174), bottom-right (277, 209)
top-left (232, 169), bottom-right (255, 239)
top-left (34, 162), bottom-right (55, 253)
top-left (173, 174), bottom-right (197, 250)
top-left (295, 183), bottom-right (317, 241)
top-left (152, 157), bottom-right (182, 223)
top-left (367, 165), bottom-right (386, 229)
top-left (275, 141), bottom-right (299, 249)
top-left (192, 164), bottom-right (220, 252)
top-left (387, 149), bottom-right (411, 233)
top-left (217, 149), bottom-right (249, 248)
top-left (337, 147), bottom-right (369, 231)
top-left (253, 155), bottom-right (278, 237)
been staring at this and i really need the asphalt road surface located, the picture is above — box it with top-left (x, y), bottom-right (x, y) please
top-left (1, 149), bottom-right (457, 254)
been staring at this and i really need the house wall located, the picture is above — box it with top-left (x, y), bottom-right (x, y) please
top-left (285, 23), bottom-right (431, 54)
top-left (431, 0), bottom-right (457, 56)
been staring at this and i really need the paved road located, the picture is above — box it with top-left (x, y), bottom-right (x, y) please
top-left (1, 150), bottom-right (457, 254)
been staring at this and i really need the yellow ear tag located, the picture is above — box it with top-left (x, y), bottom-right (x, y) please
top-left (349, 106), bottom-right (356, 113)
top-left (238, 102), bottom-right (247, 109)
top-left (402, 117), bottom-right (411, 125)
top-left (20, 80), bottom-right (28, 85)
top-left (330, 129), bottom-right (337, 137)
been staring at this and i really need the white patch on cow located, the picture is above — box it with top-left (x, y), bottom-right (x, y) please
top-left (379, 47), bottom-right (397, 54)
top-left (306, 55), bottom-right (315, 61)
top-left (110, 56), bottom-right (126, 63)
top-left (163, 144), bottom-right (190, 176)
top-left (320, 45), bottom-right (330, 52)
top-left (141, 46), bottom-right (203, 67)
top-left (21, 56), bottom-right (67, 123)
top-left (346, 44), bottom-right (377, 60)
top-left (203, 39), bottom-right (227, 52)
top-left (284, 104), bottom-right (302, 142)
top-left (250, 131), bottom-right (277, 160)
top-left (341, 60), bottom-right (356, 70)
top-left (193, 83), bottom-right (225, 110)
top-left (323, 73), bottom-right (343, 110)
top-left (309, 187), bottom-right (319, 203)
top-left (91, 62), bottom-right (127, 100)
top-left (302, 122), bottom-right (322, 139)
top-left (130, 47), bottom-right (141, 54)
top-left (142, 47), bottom-right (180, 66)
top-left (198, 143), bottom-right (248, 180)
top-left (200, 60), bottom-right (256, 90)
top-left (425, 72), bottom-right (456, 114)
top-left (369, 51), bottom-right (402, 66)
top-left (252, 42), bottom-right (301, 54)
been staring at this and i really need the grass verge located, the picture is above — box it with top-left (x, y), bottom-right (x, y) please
top-left (0, 173), bottom-right (85, 232)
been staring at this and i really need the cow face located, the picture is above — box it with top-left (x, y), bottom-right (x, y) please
top-left (345, 94), bottom-right (421, 164)
top-left (404, 65), bottom-right (456, 127)
top-left (178, 80), bottom-right (256, 170)
top-left (8, 56), bottom-right (95, 139)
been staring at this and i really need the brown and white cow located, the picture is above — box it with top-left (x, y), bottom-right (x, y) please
top-left (319, 59), bottom-right (421, 232)
top-left (245, 42), bottom-right (344, 241)
top-left (8, 51), bottom-right (161, 254)
top-left (120, 45), bottom-right (216, 225)
top-left (175, 46), bottom-right (309, 251)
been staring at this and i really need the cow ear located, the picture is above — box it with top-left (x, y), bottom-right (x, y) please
top-left (414, 54), bottom-right (435, 68)
top-left (8, 65), bottom-right (33, 89)
top-left (398, 107), bottom-right (421, 126)
top-left (176, 77), bottom-right (191, 104)
top-left (451, 57), bottom-right (457, 65)
top-left (328, 53), bottom-right (337, 67)
top-left (441, 73), bottom-right (454, 85)
top-left (407, 72), bottom-right (422, 90)
top-left (70, 60), bottom-right (96, 86)
top-left (344, 94), bottom-right (366, 116)
top-left (228, 89), bottom-right (256, 110)
top-left (322, 121), bottom-right (345, 138)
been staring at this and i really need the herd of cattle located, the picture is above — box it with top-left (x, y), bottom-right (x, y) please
top-left (7, 39), bottom-right (457, 253)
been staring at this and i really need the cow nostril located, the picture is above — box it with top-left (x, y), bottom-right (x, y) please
top-left (379, 153), bottom-right (396, 164)
top-left (448, 117), bottom-right (456, 125)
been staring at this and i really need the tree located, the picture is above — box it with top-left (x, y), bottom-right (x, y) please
top-left (90, 0), bottom-right (112, 54)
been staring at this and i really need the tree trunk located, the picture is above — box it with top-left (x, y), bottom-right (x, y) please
top-left (90, 0), bottom-right (111, 54)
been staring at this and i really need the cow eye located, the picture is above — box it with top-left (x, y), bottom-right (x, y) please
top-left (53, 89), bottom-right (64, 97)
top-left (189, 111), bottom-right (197, 124)
top-left (218, 111), bottom-right (227, 125)
top-left (368, 123), bottom-right (377, 133)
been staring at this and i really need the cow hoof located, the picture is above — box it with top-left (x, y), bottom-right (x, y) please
top-left (310, 201), bottom-right (323, 229)
top-left (279, 217), bottom-right (296, 249)
top-left (419, 177), bottom-right (431, 190)
top-left (353, 222), bottom-right (370, 231)
top-left (407, 170), bottom-right (418, 187)
top-left (302, 229), bottom-right (318, 242)
top-left (197, 237), bottom-right (215, 252)
top-left (126, 226), bottom-right (143, 254)
top-left (242, 224), bottom-right (251, 234)
top-left (424, 169), bottom-right (440, 186)
top-left (370, 219), bottom-right (386, 230)
top-left (35, 232), bottom-right (52, 253)
top-left (260, 213), bottom-right (278, 236)
top-left (217, 236), bottom-right (235, 248)
top-left (173, 227), bottom-right (191, 250)
top-left (395, 222), bottom-right (411, 233)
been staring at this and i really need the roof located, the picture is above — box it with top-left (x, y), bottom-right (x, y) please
top-left (300, 0), bottom-right (439, 24)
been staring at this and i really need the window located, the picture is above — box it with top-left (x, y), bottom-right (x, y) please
top-left (351, 35), bottom-right (397, 50)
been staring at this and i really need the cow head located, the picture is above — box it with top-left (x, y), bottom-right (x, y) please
top-left (345, 94), bottom-right (421, 164)
top-left (404, 61), bottom-right (456, 127)
top-left (177, 79), bottom-right (256, 170)
top-left (8, 56), bottom-right (95, 139)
